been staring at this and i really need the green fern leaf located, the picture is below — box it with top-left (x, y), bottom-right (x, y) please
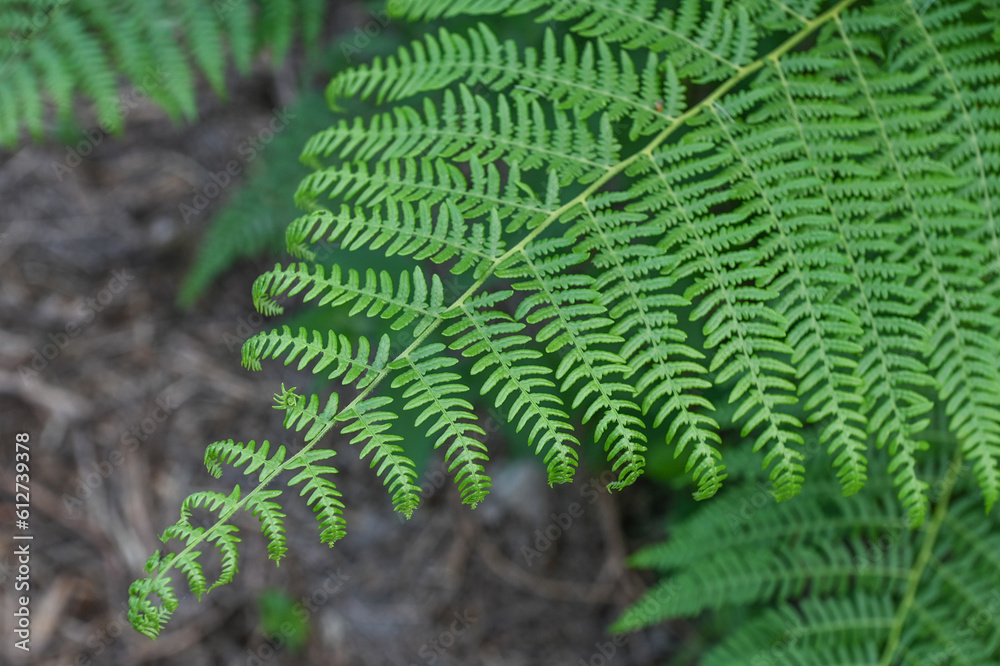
top-left (272, 387), bottom-right (341, 445)
top-left (128, 551), bottom-right (180, 639)
top-left (286, 449), bottom-right (347, 545)
top-left (337, 395), bottom-right (422, 517)
top-left (205, 439), bottom-right (285, 482)
top-left (327, 25), bottom-right (669, 141)
top-left (256, 0), bottom-right (295, 65)
top-left (572, 196), bottom-right (726, 498)
top-left (251, 263), bottom-right (445, 334)
top-left (132, 0), bottom-right (1000, 640)
top-left (285, 201), bottom-right (504, 275)
top-left (390, 0), bottom-right (759, 78)
top-left (498, 236), bottom-right (648, 487)
top-left (390, 343), bottom-right (491, 506)
top-left (245, 489), bottom-right (287, 562)
top-left (176, 0), bottom-right (227, 95)
top-left (302, 87), bottom-right (619, 184)
top-left (243, 327), bottom-right (391, 389)
top-left (443, 291), bottom-right (581, 485)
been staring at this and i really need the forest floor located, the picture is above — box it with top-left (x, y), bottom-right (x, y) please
top-left (0, 6), bottom-right (682, 666)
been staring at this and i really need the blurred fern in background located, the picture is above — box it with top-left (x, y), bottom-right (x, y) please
top-left (614, 446), bottom-right (1000, 665)
top-left (0, 0), bottom-right (325, 144)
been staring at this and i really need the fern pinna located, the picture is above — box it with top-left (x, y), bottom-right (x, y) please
top-left (130, 0), bottom-right (1000, 639)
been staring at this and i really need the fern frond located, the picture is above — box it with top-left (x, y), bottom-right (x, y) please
top-left (285, 201), bottom-right (503, 276)
top-left (257, 0), bottom-right (295, 65)
top-left (295, 155), bottom-right (556, 233)
top-left (896, 1), bottom-right (1000, 513)
top-left (741, 46), bottom-right (938, 524)
top-left (337, 396), bottom-right (422, 517)
top-left (836, 6), bottom-right (1000, 512)
top-left (29, 39), bottom-right (75, 126)
top-left (499, 237), bottom-right (647, 488)
top-left (166, 486), bottom-right (243, 595)
top-left (205, 438), bottom-right (286, 482)
top-left (631, 142), bottom-right (806, 499)
top-left (443, 292), bottom-right (581, 485)
top-left (273, 386), bottom-right (341, 445)
top-left (286, 449), bottom-right (347, 545)
top-left (390, 343), bottom-right (492, 506)
top-left (302, 87), bottom-right (620, 185)
top-left (124, 0), bottom-right (197, 120)
top-left (712, 62), bottom-right (876, 497)
top-left (327, 25), bottom-right (674, 140)
top-left (152, 533), bottom-right (209, 602)
top-left (391, 0), bottom-right (759, 78)
top-left (130, 427), bottom-right (342, 632)
top-left (176, 0), bottom-right (227, 95)
top-left (243, 326), bottom-right (391, 390)
top-left (219, 0), bottom-right (255, 73)
top-left (135, 0), bottom-right (1000, 640)
top-left (251, 263), bottom-right (445, 334)
top-left (49, 11), bottom-right (120, 129)
top-left (572, 196), bottom-right (725, 499)
top-left (204, 439), bottom-right (298, 557)
top-left (699, 595), bottom-right (893, 666)
top-left (270, 388), bottom-right (393, 531)
top-left (244, 489), bottom-right (287, 562)
top-left (128, 552), bottom-right (179, 639)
